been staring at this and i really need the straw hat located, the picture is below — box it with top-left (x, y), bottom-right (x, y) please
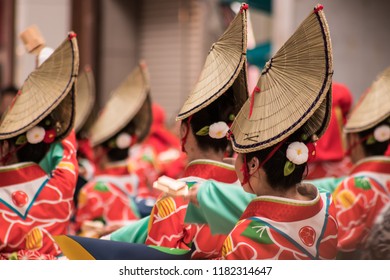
top-left (89, 62), bottom-right (152, 147)
top-left (75, 65), bottom-right (96, 133)
top-left (176, 3), bottom-right (249, 121)
top-left (344, 67), bottom-right (390, 133)
top-left (230, 4), bottom-right (333, 153)
top-left (19, 25), bottom-right (46, 55)
top-left (0, 32), bottom-right (79, 141)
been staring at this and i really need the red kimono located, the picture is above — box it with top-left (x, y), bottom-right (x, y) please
top-left (307, 157), bottom-right (353, 180)
top-left (222, 185), bottom-right (338, 260)
top-left (75, 161), bottom-right (140, 234)
top-left (306, 83), bottom-right (353, 180)
top-left (332, 156), bottom-right (390, 254)
top-left (0, 132), bottom-right (78, 260)
top-left (145, 159), bottom-right (238, 259)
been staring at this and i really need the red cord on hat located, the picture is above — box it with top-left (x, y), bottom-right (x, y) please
top-left (68, 32), bottom-right (77, 40)
top-left (240, 3), bottom-right (249, 12)
top-left (314, 4), bottom-right (324, 13)
top-left (345, 134), bottom-right (371, 156)
top-left (0, 143), bottom-right (27, 165)
top-left (240, 139), bottom-right (286, 189)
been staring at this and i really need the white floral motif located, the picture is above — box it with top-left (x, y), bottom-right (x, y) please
top-left (208, 122), bottom-right (229, 139)
top-left (373, 125), bottom-right (390, 142)
top-left (26, 126), bottom-right (45, 144)
top-left (286, 142), bottom-right (309, 165)
top-left (116, 133), bottom-right (132, 149)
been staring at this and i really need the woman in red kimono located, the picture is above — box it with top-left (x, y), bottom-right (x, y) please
top-left (145, 3), bottom-right (249, 259)
top-left (332, 67), bottom-right (390, 259)
top-left (0, 33), bottom-right (79, 259)
top-left (306, 82), bottom-right (354, 180)
top-left (75, 63), bottom-right (153, 237)
top-left (220, 5), bottom-right (338, 260)
top-left (127, 103), bottom-right (186, 203)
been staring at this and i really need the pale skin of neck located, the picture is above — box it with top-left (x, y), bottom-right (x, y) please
top-left (94, 146), bottom-right (113, 170)
top-left (180, 122), bottom-right (225, 163)
top-left (0, 140), bottom-right (19, 166)
top-left (244, 156), bottom-right (312, 201)
top-left (346, 133), bottom-right (366, 164)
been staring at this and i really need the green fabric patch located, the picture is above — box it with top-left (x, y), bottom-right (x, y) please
top-left (184, 181), bottom-right (255, 235)
top-left (241, 221), bottom-right (273, 244)
top-left (148, 245), bottom-right (190, 255)
top-left (186, 181), bottom-right (197, 189)
top-left (354, 176), bottom-right (371, 190)
top-left (39, 142), bottom-right (64, 174)
top-left (94, 182), bottom-right (110, 192)
top-left (128, 197), bottom-right (141, 219)
top-left (110, 216), bottom-right (150, 244)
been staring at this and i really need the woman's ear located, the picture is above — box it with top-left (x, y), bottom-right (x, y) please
top-left (179, 122), bottom-right (188, 139)
top-left (248, 156), bottom-right (260, 175)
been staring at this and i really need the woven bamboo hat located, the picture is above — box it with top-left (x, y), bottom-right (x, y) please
top-left (75, 65), bottom-right (96, 133)
top-left (344, 67), bottom-right (390, 133)
top-left (89, 62), bottom-right (152, 147)
top-left (176, 3), bottom-right (249, 121)
top-left (0, 32), bottom-right (79, 141)
top-left (230, 4), bottom-right (333, 153)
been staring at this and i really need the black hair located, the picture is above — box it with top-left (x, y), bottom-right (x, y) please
top-left (358, 119), bottom-right (390, 157)
top-left (16, 141), bottom-right (51, 163)
top-left (244, 127), bottom-right (311, 191)
top-left (184, 87), bottom-right (239, 153)
top-left (11, 116), bottom-right (56, 163)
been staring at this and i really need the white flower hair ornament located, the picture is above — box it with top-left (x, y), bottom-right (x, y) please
top-left (115, 133), bottom-right (133, 149)
top-left (284, 142), bottom-right (309, 176)
top-left (26, 126), bottom-right (46, 144)
top-left (373, 125), bottom-right (390, 143)
top-left (196, 121), bottom-right (230, 139)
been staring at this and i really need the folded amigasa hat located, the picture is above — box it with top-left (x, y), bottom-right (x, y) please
top-left (75, 65), bottom-right (96, 133)
top-left (0, 32), bottom-right (79, 142)
top-left (89, 61), bottom-right (152, 147)
top-left (176, 3), bottom-right (249, 121)
top-left (230, 4), bottom-right (333, 153)
top-left (344, 67), bottom-right (390, 134)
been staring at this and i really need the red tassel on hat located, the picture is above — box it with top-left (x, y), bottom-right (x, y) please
top-left (249, 86), bottom-right (260, 119)
top-left (314, 4), bottom-right (324, 13)
top-left (68, 32), bottom-right (77, 40)
top-left (240, 3), bottom-right (249, 12)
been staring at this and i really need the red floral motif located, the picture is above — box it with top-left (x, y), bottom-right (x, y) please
top-left (12, 191), bottom-right (29, 207)
top-left (43, 129), bottom-right (56, 144)
top-left (299, 226), bottom-right (316, 247)
top-left (307, 142), bottom-right (317, 162)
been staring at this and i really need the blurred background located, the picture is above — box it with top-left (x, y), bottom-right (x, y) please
top-left (1, 0), bottom-right (389, 122)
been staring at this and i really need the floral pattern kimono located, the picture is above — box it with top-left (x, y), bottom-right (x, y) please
top-left (306, 157), bottom-right (353, 180)
top-left (222, 184), bottom-right (338, 260)
top-left (0, 132), bottom-right (78, 260)
top-left (75, 161), bottom-right (141, 234)
top-left (332, 156), bottom-right (390, 254)
top-left (145, 159), bottom-right (238, 259)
